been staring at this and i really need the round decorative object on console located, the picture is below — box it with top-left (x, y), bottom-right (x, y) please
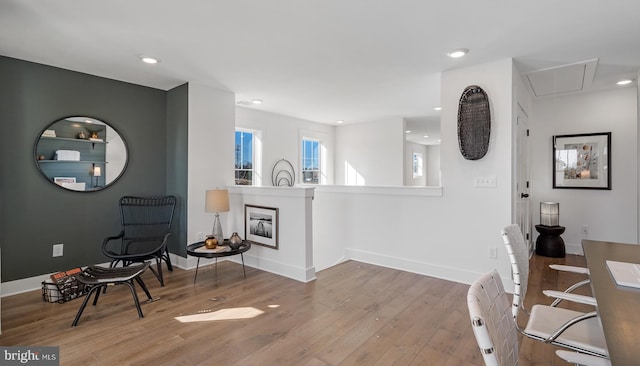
top-left (204, 235), bottom-right (218, 249)
top-left (229, 232), bottom-right (242, 249)
top-left (271, 158), bottom-right (295, 186)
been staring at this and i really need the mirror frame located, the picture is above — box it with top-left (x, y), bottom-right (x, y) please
top-left (34, 116), bottom-right (129, 192)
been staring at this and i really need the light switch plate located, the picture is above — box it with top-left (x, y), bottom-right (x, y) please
top-left (474, 176), bottom-right (497, 187)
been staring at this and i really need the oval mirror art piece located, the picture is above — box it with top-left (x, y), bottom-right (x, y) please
top-left (34, 116), bottom-right (129, 192)
top-left (457, 85), bottom-right (491, 160)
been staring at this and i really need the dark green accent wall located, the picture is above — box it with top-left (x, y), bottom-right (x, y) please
top-left (166, 84), bottom-right (189, 257)
top-left (0, 56), bottom-right (186, 282)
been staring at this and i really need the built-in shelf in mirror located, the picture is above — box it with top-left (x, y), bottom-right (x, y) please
top-left (34, 116), bottom-right (128, 192)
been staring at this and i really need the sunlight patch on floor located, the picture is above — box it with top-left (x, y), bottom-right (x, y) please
top-left (175, 307), bottom-right (265, 323)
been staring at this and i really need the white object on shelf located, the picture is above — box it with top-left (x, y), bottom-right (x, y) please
top-left (55, 150), bottom-right (80, 161)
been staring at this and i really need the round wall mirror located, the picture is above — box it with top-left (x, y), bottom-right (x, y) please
top-left (34, 116), bottom-right (128, 192)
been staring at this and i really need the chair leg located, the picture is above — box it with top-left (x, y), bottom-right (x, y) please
top-left (147, 259), bottom-right (164, 287)
top-left (92, 285), bottom-right (102, 305)
top-left (123, 280), bottom-right (144, 319)
top-left (72, 286), bottom-right (100, 327)
top-left (156, 257), bottom-right (164, 287)
top-left (164, 247), bottom-right (173, 272)
top-left (134, 276), bottom-right (153, 301)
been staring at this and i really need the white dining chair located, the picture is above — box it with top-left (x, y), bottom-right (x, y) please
top-left (467, 269), bottom-right (611, 366)
top-left (501, 225), bottom-right (609, 359)
top-left (505, 224), bottom-right (596, 308)
top-left (547, 263), bottom-right (593, 307)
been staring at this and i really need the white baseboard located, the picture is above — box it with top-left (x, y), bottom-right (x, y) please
top-left (565, 242), bottom-right (584, 255)
top-left (1, 253), bottom-right (315, 298)
top-left (1, 261), bottom-right (112, 298)
top-left (242, 254), bottom-right (316, 283)
top-left (171, 252), bottom-right (315, 282)
top-left (345, 248), bottom-right (492, 286)
top-left (2, 273), bottom-right (52, 298)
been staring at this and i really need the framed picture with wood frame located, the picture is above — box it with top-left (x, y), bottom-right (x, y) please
top-left (244, 204), bottom-right (279, 249)
top-left (552, 132), bottom-right (611, 190)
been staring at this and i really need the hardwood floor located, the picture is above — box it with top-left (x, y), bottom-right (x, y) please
top-left (1, 254), bottom-right (592, 365)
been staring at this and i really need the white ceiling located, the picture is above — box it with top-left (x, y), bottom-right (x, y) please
top-left (1, 1), bottom-right (639, 125)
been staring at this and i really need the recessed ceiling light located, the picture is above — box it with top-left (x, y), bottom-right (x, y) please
top-left (423, 135), bottom-right (429, 138)
top-left (140, 56), bottom-right (160, 64)
top-left (434, 107), bottom-right (442, 111)
top-left (405, 130), bottom-right (412, 134)
top-left (251, 99), bottom-right (263, 105)
top-left (336, 120), bottom-right (344, 124)
top-left (447, 48), bottom-right (468, 58)
top-left (617, 79), bottom-right (633, 85)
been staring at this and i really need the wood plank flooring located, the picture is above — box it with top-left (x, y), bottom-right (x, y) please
top-left (1, 254), bottom-right (592, 365)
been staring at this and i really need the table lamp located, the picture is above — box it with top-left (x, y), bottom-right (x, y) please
top-left (93, 165), bottom-right (101, 188)
top-left (205, 189), bottom-right (230, 243)
top-left (540, 202), bottom-right (559, 227)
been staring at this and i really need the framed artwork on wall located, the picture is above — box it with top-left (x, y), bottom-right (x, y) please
top-left (244, 204), bottom-right (279, 249)
top-left (552, 132), bottom-right (611, 190)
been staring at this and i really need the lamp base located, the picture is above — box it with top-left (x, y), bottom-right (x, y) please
top-left (535, 225), bottom-right (566, 258)
top-left (212, 213), bottom-right (224, 244)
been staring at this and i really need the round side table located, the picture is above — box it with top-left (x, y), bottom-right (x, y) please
top-left (535, 225), bottom-right (566, 258)
top-left (187, 240), bottom-right (251, 283)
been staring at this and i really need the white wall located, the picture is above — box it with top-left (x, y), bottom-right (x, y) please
top-left (404, 141), bottom-right (428, 186)
top-left (426, 145), bottom-right (441, 186)
top-left (228, 186), bottom-right (316, 282)
top-left (313, 59), bottom-right (516, 285)
top-left (530, 87), bottom-right (638, 252)
top-left (236, 107), bottom-right (335, 186)
top-left (438, 58), bottom-right (514, 280)
top-left (183, 83), bottom-right (236, 268)
top-left (335, 117), bottom-right (404, 186)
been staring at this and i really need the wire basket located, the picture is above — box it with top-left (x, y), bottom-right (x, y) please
top-left (41, 277), bottom-right (87, 303)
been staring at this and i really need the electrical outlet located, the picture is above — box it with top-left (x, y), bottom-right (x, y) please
top-left (52, 243), bottom-right (64, 257)
top-left (582, 225), bottom-right (589, 238)
top-left (488, 247), bottom-right (497, 259)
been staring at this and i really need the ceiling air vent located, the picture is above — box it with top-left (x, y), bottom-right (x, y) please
top-left (525, 59), bottom-right (598, 97)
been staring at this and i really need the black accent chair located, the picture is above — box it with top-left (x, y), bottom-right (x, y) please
top-left (102, 196), bottom-right (176, 286)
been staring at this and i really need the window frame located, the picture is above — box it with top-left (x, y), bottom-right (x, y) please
top-left (301, 137), bottom-right (322, 185)
top-left (235, 129), bottom-right (256, 186)
top-left (413, 152), bottom-right (423, 178)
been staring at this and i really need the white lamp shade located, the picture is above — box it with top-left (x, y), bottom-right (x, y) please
top-left (540, 202), bottom-right (559, 226)
top-left (205, 189), bottom-right (230, 213)
top-left (93, 166), bottom-right (101, 176)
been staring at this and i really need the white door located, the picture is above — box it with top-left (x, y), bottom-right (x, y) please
top-left (516, 106), bottom-right (532, 254)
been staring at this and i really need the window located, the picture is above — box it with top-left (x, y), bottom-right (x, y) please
top-left (235, 130), bottom-right (254, 185)
top-left (302, 138), bottom-right (320, 184)
top-left (413, 152), bottom-right (423, 178)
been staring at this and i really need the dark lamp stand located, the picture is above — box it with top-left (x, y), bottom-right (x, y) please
top-left (535, 202), bottom-right (566, 258)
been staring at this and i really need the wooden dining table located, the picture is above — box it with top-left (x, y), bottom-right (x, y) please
top-left (582, 239), bottom-right (640, 365)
